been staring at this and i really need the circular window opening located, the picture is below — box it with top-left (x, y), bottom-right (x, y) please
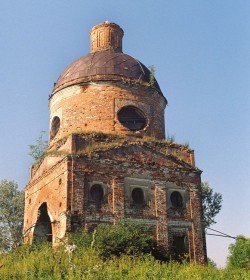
top-left (132, 187), bottom-right (144, 204)
top-left (50, 116), bottom-right (60, 140)
top-left (117, 106), bottom-right (147, 131)
top-left (90, 184), bottom-right (104, 203)
top-left (170, 191), bottom-right (183, 208)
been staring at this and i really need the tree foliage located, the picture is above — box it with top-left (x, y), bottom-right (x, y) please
top-left (227, 236), bottom-right (250, 269)
top-left (28, 130), bottom-right (48, 163)
top-left (94, 221), bottom-right (155, 258)
top-left (0, 180), bottom-right (24, 251)
top-left (201, 181), bottom-right (222, 228)
top-left (69, 220), bottom-right (167, 260)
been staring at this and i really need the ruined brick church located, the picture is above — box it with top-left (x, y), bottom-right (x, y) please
top-left (23, 22), bottom-right (207, 263)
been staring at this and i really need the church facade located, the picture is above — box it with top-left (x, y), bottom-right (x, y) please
top-left (23, 22), bottom-right (207, 263)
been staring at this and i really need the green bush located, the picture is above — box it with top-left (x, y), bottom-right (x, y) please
top-left (68, 220), bottom-right (167, 261)
top-left (1, 243), bottom-right (250, 280)
top-left (68, 229), bottom-right (92, 249)
top-left (1, 222), bottom-right (250, 279)
top-left (227, 235), bottom-right (250, 269)
top-left (94, 221), bottom-right (158, 258)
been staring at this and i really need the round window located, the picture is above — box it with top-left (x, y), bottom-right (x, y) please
top-left (90, 184), bottom-right (104, 203)
top-left (50, 116), bottom-right (60, 139)
top-left (132, 187), bottom-right (144, 204)
top-left (170, 191), bottom-right (183, 208)
top-left (117, 106), bottom-right (147, 131)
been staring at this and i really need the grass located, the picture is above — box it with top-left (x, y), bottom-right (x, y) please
top-left (0, 243), bottom-right (249, 279)
top-left (31, 132), bottom-right (195, 173)
top-left (46, 131), bottom-right (192, 158)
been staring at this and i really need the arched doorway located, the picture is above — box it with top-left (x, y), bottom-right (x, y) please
top-left (33, 203), bottom-right (52, 243)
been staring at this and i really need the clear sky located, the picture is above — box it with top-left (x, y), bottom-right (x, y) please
top-left (0, 0), bottom-right (249, 267)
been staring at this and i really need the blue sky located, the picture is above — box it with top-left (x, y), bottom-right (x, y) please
top-left (0, 0), bottom-right (249, 267)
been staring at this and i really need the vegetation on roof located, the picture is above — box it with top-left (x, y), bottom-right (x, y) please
top-left (46, 131), bottom-right (192, 158)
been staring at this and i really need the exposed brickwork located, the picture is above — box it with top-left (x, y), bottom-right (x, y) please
top-left (23, 22), bottom-right (207, 264)
top-left (24, 157), bottom-right (68, 243)
top-left (49, 82), bottom-right (166, 144)
top-left (90, 22), bottom-right (123, 53)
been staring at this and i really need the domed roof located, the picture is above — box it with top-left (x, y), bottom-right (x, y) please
top-left (53, 49), bottom-right (162, 94)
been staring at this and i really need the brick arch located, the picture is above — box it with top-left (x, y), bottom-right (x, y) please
top-left (33, 202), bottom-right (52, 243)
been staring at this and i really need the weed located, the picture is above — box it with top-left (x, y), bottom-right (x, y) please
top-left (149, 65), bottom-right (156, 86)
top-left (0, 243), bottom-right (249, 279)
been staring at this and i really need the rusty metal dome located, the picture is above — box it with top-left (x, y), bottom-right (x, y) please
top-left (52, 50), bottom-right (162, 94)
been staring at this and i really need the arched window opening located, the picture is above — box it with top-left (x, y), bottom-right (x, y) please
top-left (117, 106), bottom-right (147, 131)
top-left (90, 184), bottom-right (104, 203)
top-left (170, 191), bottom-right (183, 208)
top-left (50, 116), bottom-right (60, 140)
top-left (33, 203), bottom-right (52, 243)
top-left (132, 187), bottom-right (144, 204)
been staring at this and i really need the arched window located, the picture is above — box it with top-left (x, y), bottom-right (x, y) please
top-left (117, 106), bottom-right (147, 131)
top-left (50, 116), bottom-right (60, 139)
top-left (131, 187), bottom-right (144, 204)
top-left (33, 203), bottom-right (52, 243)
top-left (90, 184), bottom-right (104, 203)
top-left (170, 191), bottom-right (183, 208)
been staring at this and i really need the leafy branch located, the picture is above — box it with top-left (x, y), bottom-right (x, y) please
top-left (28, 131), bottom-right (48, 163)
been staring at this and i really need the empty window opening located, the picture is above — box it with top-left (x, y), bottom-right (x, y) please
top-left (50, 116), bottom-right (60, 140)
top-left (170, 191), bottom-right (183, 208)
top-left (90, 184), bottom-right (104, 203)
top-left (173, 236), bottom-right (186, 261)
top-left (33, 203), bottom-right (52, 243)
top-left (117, 106), bottom-right (147, 131)
top-left (132, 187), bottom-right (144, 204)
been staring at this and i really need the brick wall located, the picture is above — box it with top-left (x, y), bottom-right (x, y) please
top-left (24, 133), bottom-right (206, 263)
top-left (24, 158), bottom-right (68, 244)
top-left (49, 81), bottom-right (166, 146)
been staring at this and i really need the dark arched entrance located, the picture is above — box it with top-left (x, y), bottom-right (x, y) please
top-left (33, 203), bottom-right (52, 243)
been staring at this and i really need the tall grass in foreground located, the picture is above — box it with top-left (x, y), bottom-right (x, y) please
top-left (0, 244), bottom-right (249, 280)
